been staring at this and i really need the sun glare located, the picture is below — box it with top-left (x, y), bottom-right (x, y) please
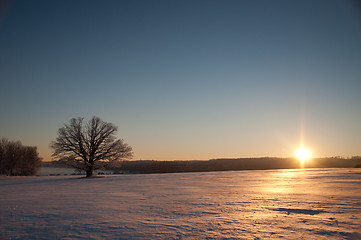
top-left (296, 147), bottom-right (311, 163)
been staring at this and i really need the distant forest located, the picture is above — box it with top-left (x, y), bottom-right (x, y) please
top-left (44, 157), bottom-right (361, 174)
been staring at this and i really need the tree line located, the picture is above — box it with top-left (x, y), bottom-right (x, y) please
top-left (106, 157), bottom-right (361, 174)
top-left (47, 156), bottom-right (361, 175)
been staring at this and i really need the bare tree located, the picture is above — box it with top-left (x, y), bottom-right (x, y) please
top-left (0, 138), bottom-right (42, 176)
top-left (50, 116), bottom-right (133, 177)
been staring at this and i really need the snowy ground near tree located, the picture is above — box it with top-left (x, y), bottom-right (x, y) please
top-left (1, 168), bottom-right (361, 239)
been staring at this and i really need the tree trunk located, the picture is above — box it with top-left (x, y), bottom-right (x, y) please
top-left (86, 166), bottom-right (93, 177)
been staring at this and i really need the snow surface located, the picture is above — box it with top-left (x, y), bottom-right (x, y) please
top-left (1, 168), bottom-right (361, 239)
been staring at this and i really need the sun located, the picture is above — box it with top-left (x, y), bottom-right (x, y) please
top-left (296, 147), bottom-right (311, 163)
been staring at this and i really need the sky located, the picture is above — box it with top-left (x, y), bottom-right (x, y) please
top-left (0, 0), bottom-right (361, 161)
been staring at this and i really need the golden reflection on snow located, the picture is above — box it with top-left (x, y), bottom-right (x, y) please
top-left (263, 170), bottom-right (301, 194)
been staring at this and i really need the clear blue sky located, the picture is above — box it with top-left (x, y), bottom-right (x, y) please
top-left (1, 0), bottom-right (361, 161)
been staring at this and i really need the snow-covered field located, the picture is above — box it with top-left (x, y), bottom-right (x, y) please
top-left (1, 168), bottom-right (360, 239)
